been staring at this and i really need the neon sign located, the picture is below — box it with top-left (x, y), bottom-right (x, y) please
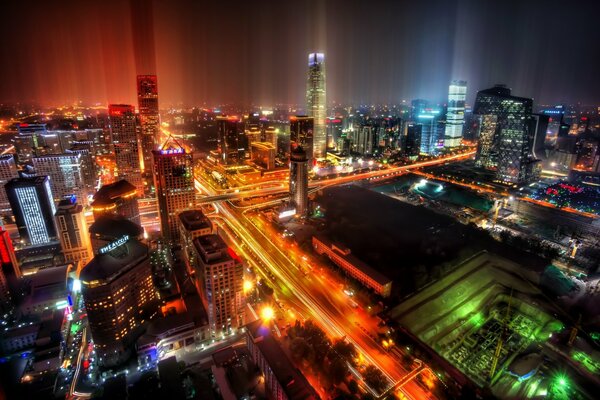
top-left (159, 148), bottom-right (184, 155)
top-left (99, 235), bottom-right (129, 254)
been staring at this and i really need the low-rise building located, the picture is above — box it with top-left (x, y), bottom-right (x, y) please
top-left (312, 235), bottom-right (392, 297)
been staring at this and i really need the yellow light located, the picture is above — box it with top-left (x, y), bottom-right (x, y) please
top-left (243, 280), bottom-right (253, 293)
top-left (260, 306), bottom-right (274, 321)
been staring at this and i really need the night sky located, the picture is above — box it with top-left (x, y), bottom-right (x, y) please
top-left (1, 0), bottom-right (599, 108)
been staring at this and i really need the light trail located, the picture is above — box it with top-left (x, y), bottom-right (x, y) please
top-left (69, 327), bottom-right (91, 399)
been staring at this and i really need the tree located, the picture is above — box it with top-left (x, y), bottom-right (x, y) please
top-left (290, 337), bottom-right (313, 362)
top-left (363, 365), bottom-right (387, 394)
top-left (347, 379), bottom-right (359, 395)
top-left (330, 339), bottom-right (357, 365)
top-left (329, 358), bottom-right (349, 384)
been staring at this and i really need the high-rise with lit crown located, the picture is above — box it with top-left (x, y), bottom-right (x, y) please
top-left (153, 137), bottom-right (195, 241)
top-left (216, 116), bottom-right (246, 165)
top-left (444, 80), bottom-right (467, 148)
top-left (137, 75), bottom-right (160, 174)
top-left (109, 104), bottom-right (144, 194)
top-left (307, 53), bottom-right (327, 160)
top-left (5, 176), bottom-right (58, 246)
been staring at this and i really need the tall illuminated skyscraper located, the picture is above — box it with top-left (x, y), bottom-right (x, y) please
top-left (5, 176), bottom-right (58, 246)
top-left (307, 53), bottom-right (327, 160)
top-left (137, 75), bottom-right (160, 173)
top-left (153, 137), bottom-right (195, 241)
top-left (444, 80), bottom-right (467, 148)
top-left (289, 144), bottom-right (309, 217)
top-left (109, 104), bottom-right (143, 194)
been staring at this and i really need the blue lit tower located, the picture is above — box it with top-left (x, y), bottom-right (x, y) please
top-left (5, 176), bottom-right (58, 246)
top-left (307, 53), bottom-right (327, 160)
top-left (444, 80), bottom-right (467, 148)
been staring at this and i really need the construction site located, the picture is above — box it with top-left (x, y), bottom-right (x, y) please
top-left (391, 251), bottom-right (600, 399)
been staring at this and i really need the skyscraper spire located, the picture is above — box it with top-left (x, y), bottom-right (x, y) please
top-left (307, 52), bottom-right (327, 161)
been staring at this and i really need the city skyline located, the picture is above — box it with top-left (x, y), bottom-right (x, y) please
top-left (1, 0), bottom-right (600, 108)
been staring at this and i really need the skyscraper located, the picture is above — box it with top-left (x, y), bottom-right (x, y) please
top-left (289, 116), bottom-right (314, 160)
top-left (5, 176), bottom-right (58, 246)
top-left (307, 53), bottom-right (327, 160)
top-left (55, 197), bottom-right (92, 266)
top-left (81, 236), bottom-right (158, 367)
top-left (0, 227), bottom-right (19, 315)
top-left (216, 116), bottom-right (246, 165)
top-left (474, 85), bottom-right (540, 185)
top-left (153, 137), bottom-right (195, 241)
top-left (405, 124), bottom-right (422, 157)
top-left (444, 80), bottom-right (467, 148)
top-left (109, 104), bottom-right (144, 194)
top-left (137, 75), bottom-right (160, 173)
top-left (417, 110), bottom-right (444, 155)
top-left (32, 153), bottom-right (87, 205)
top-left (192, 234), bottom-right (244, 335)
top-left (289, 144), bottom-right (309, 217)
top-left (0, 154), bottom-right (19, 211)
top-left (67, 143), bottom-right (97, 198)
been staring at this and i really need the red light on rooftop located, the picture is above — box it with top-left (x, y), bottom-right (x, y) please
top-left (227, 247), bottom-right (242, 263)
top-left (19, 123), bottom-right (29, 127)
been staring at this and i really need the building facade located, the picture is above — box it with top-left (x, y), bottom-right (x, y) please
top-left (217, 116), bottom-right (246, 165)
top-left (81, 237), bottom-right (158, 367)
top-left (55, 197), bottom-right (92, 266)
top-left (474, 85), bottom-right (540, 185)
top-left (0, 154), bottom-right (19, 211)
top-left (289, 144), bottom-right (309, 217)
top-left (32, 153), bottom-right (86, 205)
top-left (192, 234), bottom-right (244, 336)
top-left (306, 53), bottom-right (327, 160)
top-left (91, 179), bottom-right (140, 226)
top-left (153, 139), bottom-right (195, 242)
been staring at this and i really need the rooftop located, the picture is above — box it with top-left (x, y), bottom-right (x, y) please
top-left (89, 214), bottom-right (143, 239)
top-left (193, 234), bottom-right (238, 265)
top-left (80, 238), bottom-right (148, 284)
top-left (178, 210), bottom-right (212, 232)
top-left (92, 179), bottom-right (137, 206)
top-left (246, 319), bottom-right (319, 400)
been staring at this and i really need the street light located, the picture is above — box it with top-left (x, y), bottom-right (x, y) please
top-left (260, 306), bottom-right (275, 321)
top-left (243, 280), bottom-right (253, 294)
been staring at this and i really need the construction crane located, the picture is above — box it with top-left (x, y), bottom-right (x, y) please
top-left (489, 289), bottom-right (513, 381)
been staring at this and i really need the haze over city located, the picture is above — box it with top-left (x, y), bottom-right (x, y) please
top-left (1, 0), bottom-right (600, 106)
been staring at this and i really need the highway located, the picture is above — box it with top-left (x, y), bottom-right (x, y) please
top-left (196, 150), bottom-right (475, 204)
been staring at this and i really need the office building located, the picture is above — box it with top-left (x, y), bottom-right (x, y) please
top-left (137, 75), bottom-right (160, 173)
top-left (244, 126), bottom-right (261, 145)
top-left (153, 138), bottom-right (195, 242)
top-left (405, 124), bottom-right (422, 157)
top-left (289, 144), bottom-right (309, 217)
top-left (263, 126), bottom-right (277, 148)
top-left (417, 110), bottom-right (444, 155)
top-left (109, 104), bottom-right (144, 194)
top-left (444, 80), bottom-right (467, 148)
top-left (217, 116), bottom-right (246, 165)
top-left (91, 179), bottom-right (140, 226)
top-left (81, 236), bottom-right (158, 367)
top-left (289, 116), bottom-right (314, 161)
top-left (313, 236), bottom-right (392, 298)
top-left (250, 142), bottom-right (276, 170)
top-left (12, 124), bottom-right (48, 164)
top-left (474, 85), bottom-right (540, 185)
top-left (246, 319), bottom-right (319, 400)
top-left (67, 143), bottom-right (97, 197)
top-left (178, 210), bottom-right (213, 270)
top-left (306, 53), bottom-right (327, 159)
top-left (54, 197), bottom-right (92, 265)
top-left (0, 154), bottom-right (19, 211)
top-left (192, 234), bottom-right (245, 335)
top-left (32, 153), bottom-right (87, 205)
top-left (5, 176), bottom-right (58, 246)
top-left (0, 227), bottom-right (18, 315)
